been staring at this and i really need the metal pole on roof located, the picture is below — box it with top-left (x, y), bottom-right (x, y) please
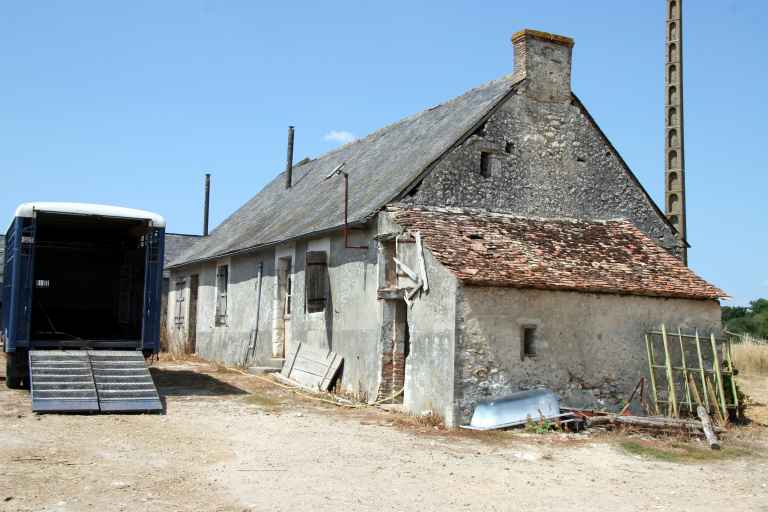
top-left (203, 173), bottom-right (211, 236)
top-left (285, 126), bottom-right (295, 189)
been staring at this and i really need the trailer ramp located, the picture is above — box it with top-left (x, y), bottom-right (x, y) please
top-left (29, 351), bottom-right (99, 412)
top-left (29, 350), bottom-right (162, 413)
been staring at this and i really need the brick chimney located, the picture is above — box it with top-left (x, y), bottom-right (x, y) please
top-left (512, 29), bottom-right (574, 102)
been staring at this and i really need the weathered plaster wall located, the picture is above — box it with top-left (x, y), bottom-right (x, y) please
top-left (167, 226), bottom-right (386, 402)
top-left (166, 250), bottom-right (277, 367)
top-left (455, 286), bottom-right (721, 424)
top-left (403, 84), bottom-right (678, 253)
top-left (287, 227), bottom-right (382, 401)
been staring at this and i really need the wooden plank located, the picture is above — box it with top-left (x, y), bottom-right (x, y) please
top-left (414, 231), bottom-right (429, 293)
top-left (290, 368), bottom-right (323, 388)
top-left (281, 343), bottom-right (300, 379)
top-left (645, 334), bottom-right (660, 416)
top-left (697, 405), bottom-right (721, 450)
top-left (694, 331), bottom-right (710, 411)
top-left (705, 376), bottom-right (726, 426)
top-left (710, 333), bottom-right (728, 420)
top-left (661, 324), bottom-right (678, 417)
top-left (282, 343), bottom-right (343, 392)
top-left (725, 337), bottom-right (739, 413)
top-left (292, 356), bottom-right (330, 377)
top-left (320, 353), bottom-right (343, 391)
top-left (688, 374), bottom-right (703, 408)
top-left (678, 328), bottom-right (693, 413)
top-left (294, 345), bottom-right (333, 365)
top-left (393, 257), bottom-right (419, 282)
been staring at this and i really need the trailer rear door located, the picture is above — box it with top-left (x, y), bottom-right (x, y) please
top-left (3, 218), bottom-right (35, 352)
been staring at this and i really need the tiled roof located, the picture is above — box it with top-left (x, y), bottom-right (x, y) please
top-left (390, 205), bottom-right (726, 300)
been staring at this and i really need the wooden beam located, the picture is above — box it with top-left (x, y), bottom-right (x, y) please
top-left (414, 231), bottom-right (429, 293)
top-left (695, 330), bottom-right (710, 410)
top-left (697, 405), bottom-right (721, 450)
top-left (661, 324), bottom-right (678, 417)
top-left (710, 333), bottom-right (728, 420)
top-left (724, 337), bottom-right (740, 414)
top-left (645, 334), bottom-right (660, 416)
top-left (678, 328), bottom-right (693, 413)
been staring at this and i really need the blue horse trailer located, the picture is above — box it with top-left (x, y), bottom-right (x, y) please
top-left (2, 203), bottom-right (165, 412)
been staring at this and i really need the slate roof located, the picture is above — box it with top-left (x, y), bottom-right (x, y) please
top-left (170, 75), bottom-right (523, 268)
top-left (390, 205), bottom-right (726, 300)
top-left (164, 233), bottom-right (203, 269)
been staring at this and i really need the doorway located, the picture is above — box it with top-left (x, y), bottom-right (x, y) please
top-left (274, 256), bottom-right (292, 358)
top-left (378, 298), bottom-right (409, 403)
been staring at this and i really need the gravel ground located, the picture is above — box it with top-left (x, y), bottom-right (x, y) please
top-left (1, 358), bottom-right (767, 512)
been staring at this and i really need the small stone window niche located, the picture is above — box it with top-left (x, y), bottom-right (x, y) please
top-left (479, 152), bottom-right (492, 178)
top-left (521, 326), bottom-right (537, 360)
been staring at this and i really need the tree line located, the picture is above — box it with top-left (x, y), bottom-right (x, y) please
top-left (722, 298), bottom-right (768, 339)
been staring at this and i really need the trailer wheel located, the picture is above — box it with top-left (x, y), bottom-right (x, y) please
top-left (5, 352), bottom-right (28, 389)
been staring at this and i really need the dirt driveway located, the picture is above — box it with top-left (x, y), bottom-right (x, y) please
top-left (1, 358), bottom-right (767, 512)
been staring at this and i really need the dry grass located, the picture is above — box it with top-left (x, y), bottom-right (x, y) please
top-left (732, 340), bottom-right (768, 375)
top-left (619, 439), bottom-right (754, 463)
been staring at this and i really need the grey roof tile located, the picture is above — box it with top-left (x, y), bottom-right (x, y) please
top-left (170, 74), bottom-right (522, 267)
top-left (164, 233), bottom-right (202, 269)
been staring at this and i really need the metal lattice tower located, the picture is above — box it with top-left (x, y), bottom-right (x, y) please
top-left (665, 0), bottom-right (687, 264)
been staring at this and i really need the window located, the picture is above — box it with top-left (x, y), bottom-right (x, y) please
top-left (174, 280), bottom-right (186, 328)
top-left (480, 152), bottom-right (491, 178)
top-left (305, 251), bottom-right (328, 313)
top-left (215, 265), bottom-right (229, 325)
top-left (521, 326), bottom-right (537, 360)
top-left (505, 141), bottom-right (514, 154)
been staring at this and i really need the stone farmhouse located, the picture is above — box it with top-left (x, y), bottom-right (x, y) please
top-left (166, 30), bottom-right (725, 427)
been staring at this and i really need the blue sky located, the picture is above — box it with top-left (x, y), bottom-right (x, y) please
top-left (1, 1), bottom-right (765, 305)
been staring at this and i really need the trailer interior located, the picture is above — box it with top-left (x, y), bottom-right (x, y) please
top-left (30, 213), bottom-right (149, 347)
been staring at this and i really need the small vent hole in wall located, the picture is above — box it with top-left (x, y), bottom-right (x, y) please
top-left (480, 152), bottom-right (491, 178)
top-left (521, 326), bottom-right (536, 360)
top-left (505, 142), bottom-right (514, 154)
top-left (467, 233), bottom-right (484, 240)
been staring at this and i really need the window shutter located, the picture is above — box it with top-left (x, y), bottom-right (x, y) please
top-left (175, 280), bottom-right (186, 327)
top-left (216, 265), bottom-right (228, 323)
top-left (305, 251), bottom-right (327, 313)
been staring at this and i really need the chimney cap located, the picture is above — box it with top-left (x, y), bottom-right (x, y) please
top-left (512, 29), bottom-right (574, 48)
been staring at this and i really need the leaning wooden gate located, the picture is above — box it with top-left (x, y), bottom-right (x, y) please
top-left (645, 325), bottom-right (739, 421)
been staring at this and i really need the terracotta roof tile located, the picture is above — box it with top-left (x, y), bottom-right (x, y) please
top-left (389, 205), bottom-right (726, 300)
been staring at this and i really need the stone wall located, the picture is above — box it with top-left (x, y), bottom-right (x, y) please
top-left (454, 285), bottom-right (722, 424)
top-left (403, 83), bottom-right (678, 253)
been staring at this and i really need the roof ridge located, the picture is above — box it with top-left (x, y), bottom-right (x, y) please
top-left (170, 73), bottom-right (523, 268)
top-left (275, 74), bottom-right (520, 172)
